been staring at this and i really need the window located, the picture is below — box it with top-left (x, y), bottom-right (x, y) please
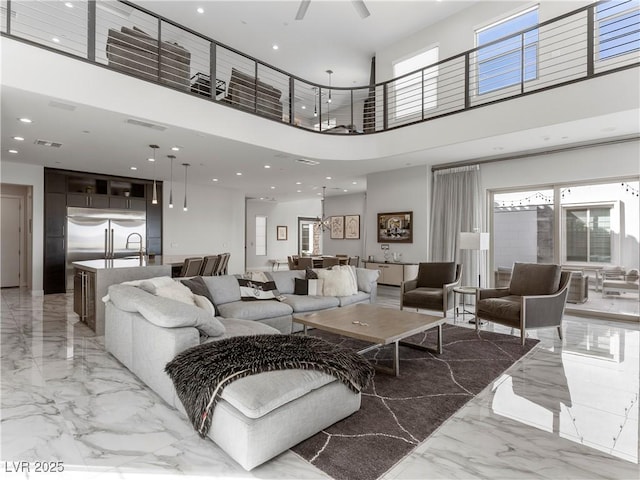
top-left (476, 7), bottom-right (539, 94)
top-left (565, 206), bottom-right (612, 263)
top-left (392, 46), bottom-right (439, 118)
top-left (596, 0), bottom-right (640, 60)
top-left (255, 215), bottom-right (267, 256)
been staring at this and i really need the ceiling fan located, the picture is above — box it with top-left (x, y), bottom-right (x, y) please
top-left (295, 0), bottom-right (371, 20)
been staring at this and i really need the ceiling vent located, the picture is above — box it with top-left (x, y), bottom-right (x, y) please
top-left (35, 139), bottom-right (63, 148)
top-left (296, 158), bottom-right (320, 166)
top-left (48, 100), bottom-right (76, 111)
top-left (126, 118), bottom-right (167, 131)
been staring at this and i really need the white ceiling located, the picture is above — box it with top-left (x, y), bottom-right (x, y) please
top-left (140, 0), bottom-right (479, 86)
top-left (2, 0), bottom-right (639, 202)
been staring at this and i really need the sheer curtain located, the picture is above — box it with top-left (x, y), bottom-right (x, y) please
top-left (429, 165), bottom-right (483, 287)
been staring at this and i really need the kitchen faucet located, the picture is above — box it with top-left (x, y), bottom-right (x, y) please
top-left (125, 232), bottom-right (144, 260)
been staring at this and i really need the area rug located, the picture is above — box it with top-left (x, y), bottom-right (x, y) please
top-left (291, 324), bottom-right (539, 480)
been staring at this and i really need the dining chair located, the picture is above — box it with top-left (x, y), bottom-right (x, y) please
top-left (297, 257), bottom-right (313, 270)
top-left (178, 257), bottom-right (204, 277)
top-left (348, 256), bottom-right (360, 267)
top-left (199, 255), bottom-right (220, 276)
top-left (213, 253), bottom-right (227, 275)
top-left (322, 257), bottom-right (341, 268)
top-left (219, 252), bottom-right (231, 275)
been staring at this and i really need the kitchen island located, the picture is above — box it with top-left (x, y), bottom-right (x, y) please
top-left (73, 257), bottom-right (171, 335)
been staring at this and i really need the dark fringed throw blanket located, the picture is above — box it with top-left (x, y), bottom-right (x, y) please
top-left (165, 334), bottom-right (375, 437)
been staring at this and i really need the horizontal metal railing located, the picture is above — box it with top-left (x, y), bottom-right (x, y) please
top-left (1, 0), bottom-right (639, 135)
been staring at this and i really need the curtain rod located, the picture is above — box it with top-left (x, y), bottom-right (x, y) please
top-left (431, 136), bottom-right (640, 172)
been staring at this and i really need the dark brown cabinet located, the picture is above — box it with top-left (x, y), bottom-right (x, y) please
top-left (44, 168), bottom-right (163, 294)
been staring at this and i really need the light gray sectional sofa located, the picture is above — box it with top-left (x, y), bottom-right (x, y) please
top-left (202, 268), bottom-right (379, 333)
top-left (103, 267), bottom-right (379, 470)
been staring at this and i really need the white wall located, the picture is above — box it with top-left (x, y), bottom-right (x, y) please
top-left (322, 193), bottom-right (366, 258)
top-left (245, 198), bottom-right (321, 271)
top-left (365, 165), bottom-right (430, 264)
top-left (375, 0), bottom-right (592, 83)
top-left (162, 182), bottom-right (246, 274)
top-left (0, 161), bottom-right (44, 294)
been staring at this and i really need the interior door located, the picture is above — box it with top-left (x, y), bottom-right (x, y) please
top-left (1, 196), bottom-right (21, 287)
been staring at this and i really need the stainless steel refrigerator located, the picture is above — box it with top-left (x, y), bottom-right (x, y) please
top-left (66, 207), bottom-right (146, 290)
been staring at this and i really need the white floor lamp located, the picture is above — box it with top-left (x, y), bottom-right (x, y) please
top-left (459, 231), bottom-right (490, 288)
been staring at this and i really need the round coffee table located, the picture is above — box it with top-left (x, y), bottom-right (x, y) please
top-left (453, 286), bottom-right (478, 323)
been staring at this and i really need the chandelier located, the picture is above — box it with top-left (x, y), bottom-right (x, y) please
top-left (314, 186), bottom-right (330, 231)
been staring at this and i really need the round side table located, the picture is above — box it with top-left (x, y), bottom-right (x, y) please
top-left (453, 286), bottom-right (478, 323)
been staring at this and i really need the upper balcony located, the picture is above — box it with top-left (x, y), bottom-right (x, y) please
top-left (2, 0), bottom-right (639, 140)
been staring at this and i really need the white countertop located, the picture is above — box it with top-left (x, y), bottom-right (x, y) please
top-left (72, 257), bottom-right (170, 271)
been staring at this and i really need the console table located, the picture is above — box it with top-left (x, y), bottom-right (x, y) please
top-left (364, 262), bottom-right (419, 287)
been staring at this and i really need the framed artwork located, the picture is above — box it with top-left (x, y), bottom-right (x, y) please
top-left (276, 225), bottom-right (288, 241)
top-left (344, 215), bottom-right (360, 239)
top-left (377, 211), bottom-right (413, 243)
top-left (330, 216), bottom-right (345, 239)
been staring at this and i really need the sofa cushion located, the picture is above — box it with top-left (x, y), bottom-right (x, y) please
top-left (107, 284), bottom-right (225, 337)
top-left (268, 270), bottom-right (306, 294)
top-left (356, 268), bottom-right (379, 293)
top-left (509, 263), bottom-right (561, 296)
top-left (402, 287), bottom-right (443, 309)
top-left (416, 262), bottom-right (456, 288)
top-left (281, 294), bottom-right (339, 313)
top-left (337, 291), bottom-right (370, 307)
top-left (220, 369), bottom-right (336, 419)
top-left (217, 300), bottom-right (293, 321)
top-left (202, 275), bottom-right (242, 305)
top-left (212, 318), bottom-right (280, 339)
top-left (477, 295), bottom-right (522, 324)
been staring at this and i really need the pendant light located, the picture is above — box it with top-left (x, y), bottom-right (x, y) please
top-left (149, 144), bottom-right (159, 205)
top-left (325, 70), bottom-right (333, 127)
top-left (182, 163), bottom-right (190, 211)
top-left (167, 155), bottom-right (175, 208)
top-left (313, 87), bottom-right (318, 117)
top-left (314, 186), bottom-right (330, 232)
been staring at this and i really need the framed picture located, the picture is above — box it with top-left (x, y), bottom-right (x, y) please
top-left (377, 211), bottom-right (413, 243)
top-left (344, 215), bottom-right (360, 239)
top-left (276, 225), bottom-right (287, 241)
top-left (330, 216), bottom-right (344, 239)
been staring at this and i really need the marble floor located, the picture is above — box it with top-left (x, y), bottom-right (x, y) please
top-left (1, 286), bottom-right (639, 480)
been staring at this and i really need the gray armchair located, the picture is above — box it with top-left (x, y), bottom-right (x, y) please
top-left (400, 262), bottom-right (462, 317)
top-left (476, 263), bottom-right (571, 345)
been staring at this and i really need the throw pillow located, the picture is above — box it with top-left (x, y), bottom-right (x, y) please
top-left (193, 294), bottom-right (216, 316)
top-left (181, 276), bottom-right (219, 315)
top-left (317, 266), bottom-right (358, 297)
top-left (294, 277), bottom-right (324, 296)
top-left (140, 278), bottom-right (196, 306)
top-left (238, 279), bottom-right (281, 301)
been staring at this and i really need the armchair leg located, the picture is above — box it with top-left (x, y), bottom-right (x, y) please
top-left (557, 326), bottom-right (563, 340)
top-left (521, 328), bottom-right (526, 346)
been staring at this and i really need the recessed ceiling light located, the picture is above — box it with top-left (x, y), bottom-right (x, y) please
top-left (325, 176), bottom-right (332, 180)
top-left (148, 157), bottom-right (155, 162)
top-left (8, 149), bottom-right (18, 154)
top-left (236, 172), bottom-right (242, 176)
top-left (301, 105), bottom-right (306, 110)
top-left (270, 186), bottom-right (276, 189)
top-left (130, 166), bottom-right (137, 170)
top-left (264, 165), bottom-right (271, 169)
top-left (343, 189), bottom-right (348, 192)
top-left (260, 197), bottom-right (265, 200)
top-left (65, 2), bottom-right (73, 7)
top-left (212, 178), bottom-right (218, 182)
top-left (52, 37), bottom-right (60, 43)
top-left (171, 146), bottom-right (180, 151)
top-left (352, 181), bottom-right (357, 185)
top-left (197, 7), bottom-right (204, 14)
top-left (272, 44), bottom-right (279, 50)
top-left (18, 118), bottom-right (32, 123)
top-left (296, 189), bottom-right (302, 193)
top-left (12, 136), bottom-right (24, 141)
top-left (295, 181), bottom-right (302, 185)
